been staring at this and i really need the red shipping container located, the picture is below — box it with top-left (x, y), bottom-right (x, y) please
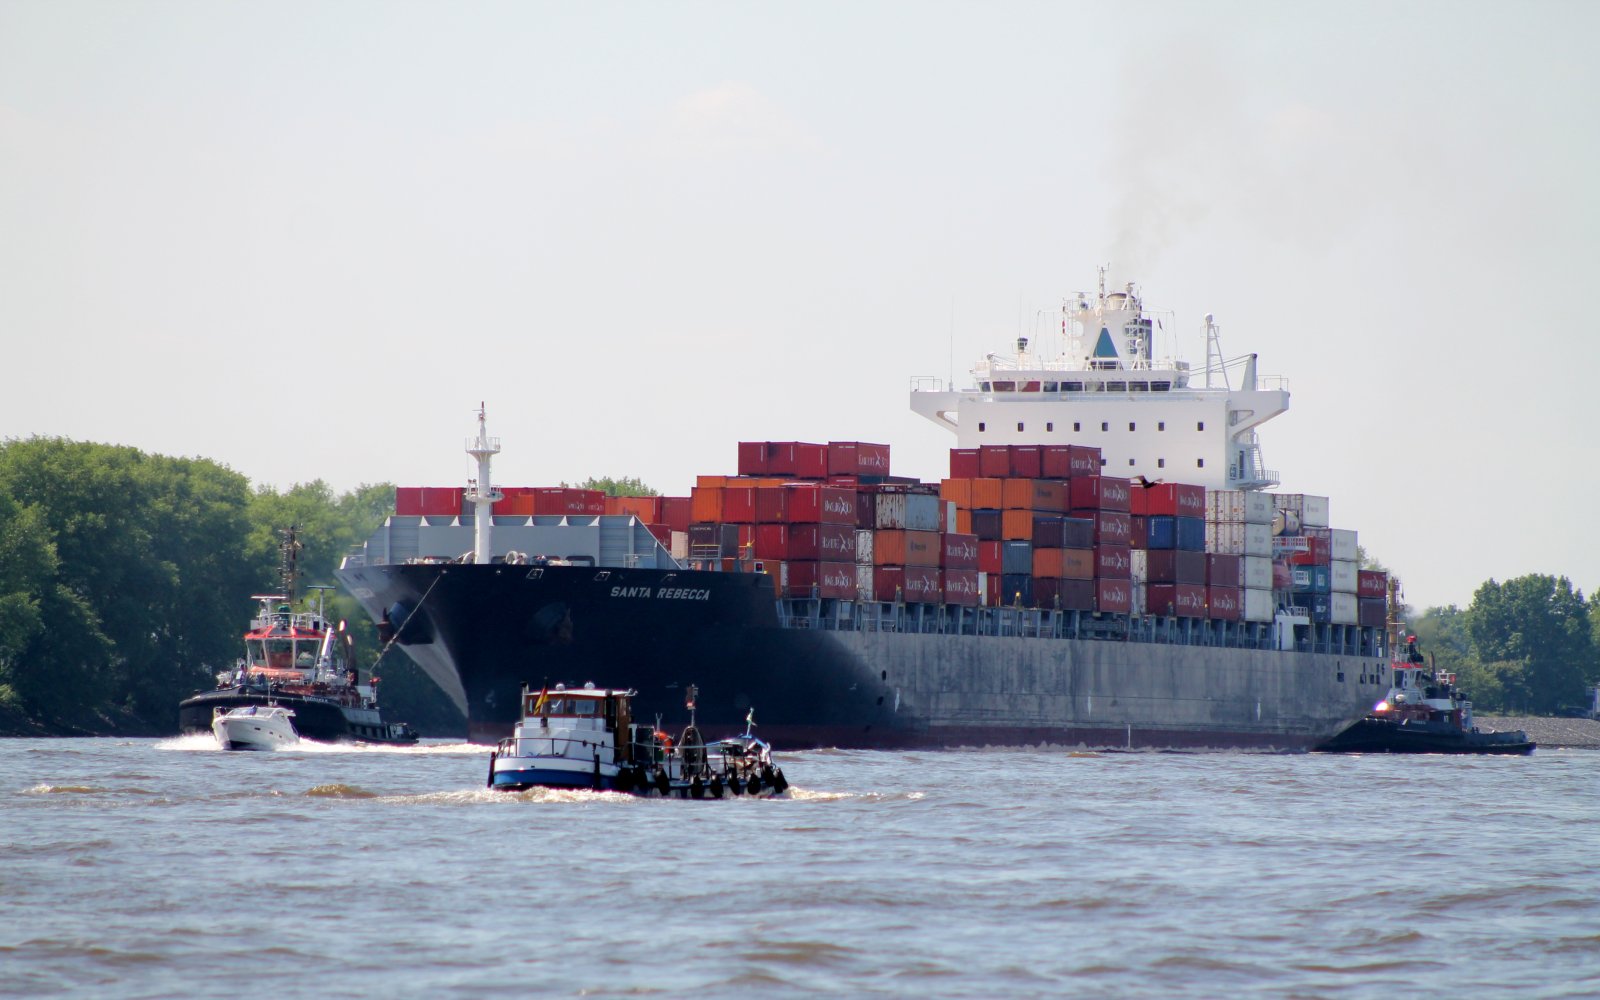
top-left (985, 573), bottom-right (1003, 607)
top-left (1208, 586), bottom-right (1242, 621)
top-left (395, 487), bottom-right (425, 516)
top-left (1036, 578), bottom-right (1095, 610)
top-left (1358, 570), bottom-right (1388, 599)
top-left (498, 488), bottom-right (537, 516)
top-left (950, 448), bottom-right (981, 479)
top-left (1129, 483), bottom-right (1147, 516)
top-left (646, 523), bottom-right (671, 546)
top-left (1287, 536), bottom-right (1331, 566)
top-left (1075, 510), bottom-right (1133, 546)
top-left (661, 497), bottom-right (692, 533)
top-left (827, 441), bottom-right (860, 476)
top-left (781, 485), bottom-right (857, 524)
top-left (864, 566), bottom-right (942, 603)
top-left (612, 496), bottom-right (664, 523)
top-left (785, 523), bottom-right (856, 562)
top-left (1128, 515), bottom-right (1147, 549)
top-left (762, 442), bottom-right (802, 475)
top-left (533, 487), bottom-right (601, 516)
top-left (1040, 445), bottom-right (1073, 479)
top-left (858, 442), bottom-right (892, 475)
top-left (722, 485), bottom-right (757, 523)
top-left (1068, 445), bottom-right (1103, 477)
top-left (1009, 445), bottom-right (1042, 479)
top-left (1069, 476), bottom-right (1131, 512)
top-left (1144, 550), bottom-right (1206, 584)
top-left (1144, 483), bottom-right (1206, 518)
top-left (1148, 583), bottom-right (1207, 618)
top-left (978, 540), bottom-right (1004, 575)
top-left (778, 560), bottom-right (857, 599)
top-left (942, 569), bottom-right (980, 607)
top-left (754, 523), bottom-right (789, 561)
top-left (796, 443), bottom-right (829, 479)
top-left (422, 486), bottom-right (464, 516)
top-left (941, 533), bottom-right (979, 570)
top-left (1096, 544), bottom-right (1133, 579)
top-left (1207, 554), bottom-right (1243, 588)
top-left (979, 445), bottom-right (1011, 478)
top-left (1095, 578), bottom-right (1133, 614)
top-left (737, 442), bottom-right (769, 476)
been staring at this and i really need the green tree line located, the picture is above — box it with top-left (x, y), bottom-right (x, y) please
top-left (0, 437), bottom-right (459, 734)
top-left (1410, 576), bottom-right (1599, 715)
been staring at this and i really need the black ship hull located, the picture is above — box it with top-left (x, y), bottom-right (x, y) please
top-left (336, 562), bottom-right (1382, 750)
top-left (1314, 716), bottom-right (1535, 754)
top-left (179, 689), bottom-right (418, 745)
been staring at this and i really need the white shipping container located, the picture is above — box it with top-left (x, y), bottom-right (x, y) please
top-left (1130, 549), bottom-right (1149, 584)
top-left (1243, 587), bottom-right (1275, 622)
top-left (856, 564), bottom-right (875, 601)
top-left (874, 493), bottom-right (941, 531)
top-left (1329, 528), bottom-right (1358, 562)
top-left (1207, 490), bottom-right (1274, 524)
top-left (1206, 521), bottom-right (1272, 557)
top-left (1272, 493), bottom-right (1331, 528)
top-left (855, 530), bottom-right (874, 565)
top-left (978, 571), bottom-right (990, 607)
top-left (671, 530), bottom-right (688, 561)
top-left (1330, 591), bottom-right (1358, 624)
top-left (1130, 581), bottom-right (1147, 616)
top-left (1330, 559), bottom-right (1358, 594)
top-left (1243, 555), bottom-right (1273, 590)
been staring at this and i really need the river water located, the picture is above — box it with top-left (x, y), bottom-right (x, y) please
top-left (3, 737), bottom-right (1594, 999)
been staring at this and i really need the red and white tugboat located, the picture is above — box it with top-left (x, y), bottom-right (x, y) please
top-left (1316, 582), bottom-right (1534, 754)
top-left (178, 529), bottom-right (419, 745)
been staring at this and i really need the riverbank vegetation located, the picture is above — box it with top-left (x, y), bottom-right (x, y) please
top-left (0, 438), bottom-right (461, 736)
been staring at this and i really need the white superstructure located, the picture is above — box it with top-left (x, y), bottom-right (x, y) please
top-left (911, 270), bottom-right (1288, 491)
top-left (464, 403), bottom-right (502, 564)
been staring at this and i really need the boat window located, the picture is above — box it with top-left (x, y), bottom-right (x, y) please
top-left (1021, 381), bottom-right (1040, 392)
top-left (1106, 381), bottom-right (1126, 392)
top-left (1046, 422), bottom-right (1053, 432)
top-left (264, 639), bottom-right (295, 669)
top-left (993, 381), bottom-right (1016, 392)
top-left (1159, 421), bottom-right (1165, 431)
top-left (1043, 382), bottom-right (1058, 392)
top-left (1130, 381), bottom-right (1148, 392)
top-left (1063, 381), bottom-right (1083, 392)
top-left (980, 382), bottom-right (991, 392)
top-left (1151, 381), bottom-right (1171, 391)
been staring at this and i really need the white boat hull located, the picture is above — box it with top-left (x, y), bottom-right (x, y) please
top-left (212, 707), bottom-right (299, 751)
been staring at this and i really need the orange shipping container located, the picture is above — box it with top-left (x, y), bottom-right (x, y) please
top-left (955, 509), bottom-right (972, 535)
top-left (940, 478), bottom-right (973, 509)
top-left (613, 496), bottom-right (664, 522)
top-left (1031, 548), bottom-right (1094, 580)
top-left (1001, 509), bottom-right (1033, 540)
top-left (696, 475), bottom-right (729, 489)
top-left (689, 486), bottom-right (724, 523)
top-left (872, 529), bottom-right (941, 567)
top-left (1001, 479), bottom-right (1066, 512)
top-left (968, 478), bottom-right (1004, 509)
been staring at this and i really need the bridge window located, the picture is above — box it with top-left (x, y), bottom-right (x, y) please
top-left (1197, 458), bottom-right (1205, 468)
top-left (1158, 458), bottom-right (1166, 468)
top-left (1100, 422), bottom-right (1108, 432)
top-left (1128, 458), bottom-right (1135, 466)
top-left (978, 422), bottom-right (986, 432)
top-left (1063, 382), bottom-right (1083, 392)
top-left (994, 381), bottom-right (1016, 392)
top-left (1128, 422), bottom-right (1136, 431)
top-left (1151, 381), bottom-right (1171, 391)
top-left (980, 382), bottom-right (991, 391)
top-left (1106, 381), bottom-right (1126, 392)
top-left (1046, 422), bottom-right (1053, 432)
top-left (1130, 381), bottom-right (1148, 392)
top-left (1073, 422), bottom-right (1081, 432)
top-left (1197, 421), bottom-right (1205, 431)
top-left (1159, 421), bottom-right (1165, 431)
top-left (1016, 422), bottom-right (1024, 432)
top-left (1043, 382), bottom-right (1058, 392)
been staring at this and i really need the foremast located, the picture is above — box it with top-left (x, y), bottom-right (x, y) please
top-left (465, 403), bottom-right (502, 564)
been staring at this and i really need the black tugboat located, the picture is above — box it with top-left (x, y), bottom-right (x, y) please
top-left (1316, 582), bottom-right (1534, 755)
top-left (178, 530), bottom-right (419, 745)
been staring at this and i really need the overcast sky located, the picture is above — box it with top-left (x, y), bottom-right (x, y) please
top-left (3, 1), bottom-right (1596, 611)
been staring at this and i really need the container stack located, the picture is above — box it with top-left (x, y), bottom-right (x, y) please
top-left (1130, 483), bottom-right (1208, 619)
top-left (1205, 489), bottom-right (1275, 622)
top-left (1267, 493), bottom-right (1383, 626)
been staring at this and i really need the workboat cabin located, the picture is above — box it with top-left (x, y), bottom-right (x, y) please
top-left (488, 683), bottom-right (787, 797)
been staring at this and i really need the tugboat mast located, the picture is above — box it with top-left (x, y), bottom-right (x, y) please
top-left (465, 403), bottom-right (502, 565)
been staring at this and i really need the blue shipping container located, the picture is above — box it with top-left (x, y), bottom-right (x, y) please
top-left (1176, 516), bottom-right (1206, 552)
top-left (1147, 515), bottom-right (1177, 550)
top-left (1001, 541), bottom-right (1033, 575)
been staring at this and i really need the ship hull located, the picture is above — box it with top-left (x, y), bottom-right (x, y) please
top-left (1314, 717), bottom-right (1536, 754)
top-left (336, 562), bottom-right (1382, 750)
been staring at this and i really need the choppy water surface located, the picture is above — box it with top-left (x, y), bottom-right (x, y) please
top-left (3, 737), bottom-right (1595, 999)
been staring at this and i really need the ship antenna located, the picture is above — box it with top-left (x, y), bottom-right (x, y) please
top-left (280, 526), bottom-right (301, 604)
top-left (464, 403), bottom-right (502, 565)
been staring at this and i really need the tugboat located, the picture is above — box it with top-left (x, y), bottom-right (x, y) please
top-left (487, 683), bottom-right (788, 797)
top-left (212, 704), bottom-right (300, 751)
top-left (178, 529), bottom-right (419, 745)
top-left (1316, 581), bottom-right (1535, 755)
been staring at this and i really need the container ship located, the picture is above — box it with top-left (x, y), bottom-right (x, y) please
top-left (336, 272), bottom-right (1388, 749)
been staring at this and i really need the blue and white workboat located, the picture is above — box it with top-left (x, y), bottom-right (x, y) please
top-left (487, 683), bottom-right (788, 798)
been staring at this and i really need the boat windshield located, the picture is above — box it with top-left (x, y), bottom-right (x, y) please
top-left (248, 638), bottom-right (320, 671)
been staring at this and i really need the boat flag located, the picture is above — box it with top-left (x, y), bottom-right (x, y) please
top-left (533, 687), bottom-right (549, 713)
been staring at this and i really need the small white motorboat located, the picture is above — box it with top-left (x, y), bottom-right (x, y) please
top-left (212, 704), bottom-right (300, 751)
